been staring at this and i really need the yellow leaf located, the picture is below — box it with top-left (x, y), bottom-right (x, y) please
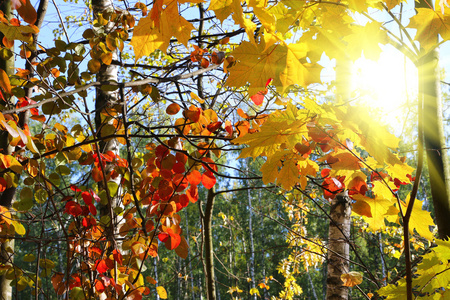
top-left (234, 117), bottom-right (305, 159)
top-left (0, 206), bottom-right (11, 225)
top-left (131, 0), bottom-right (200, 60)
top-left (11, 220), bottom-right (26, 236)
top-left (0, 154), bottom-right (23, 174)
top-left (190, 92), bottom-right (204, 104)
top-left (208, 0), bottom-right (234, 23)
top-left (344, 21), bottom-right (389, 60)
top-left (250, 287), bottom-right (260, 296)
top-left (341, 271), bottom-right (363, 287)
top-left (226, 41), bottom-right (321, 96)
top-left (0, 23), bottom-right (38, 44)
top-left (352, 194), bottom-right (397, 231)
top-left (156, 286), bottom-right (168, 299)
top-left (407, 8), bottom-right (450, 51)
top-left (404, 196), bottom-right (435, 241)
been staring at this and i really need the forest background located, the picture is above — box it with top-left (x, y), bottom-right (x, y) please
top-left (0, 0), bottom-right (448, 299)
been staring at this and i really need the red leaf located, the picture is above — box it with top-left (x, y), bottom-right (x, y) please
top-left (113, 249), bottom-right (123, 266)
top-left (69, 274), bottom-right (81, 289)
top-left (322, 176), bottom-right (345, 200)
top-left (163, 228), bottom-right (181, 250)
top-left (202, 171), bottom-right (216, 189)
top-left (250, 91), bottom-right (266, 105)
top-left (92, 166), bottom-right (103, 183)
top-left (224, 120), bottom-right (233, 136)
top-left (0, 177), bottom-right (6, 193)
top-left (348, 176), bottom-right (368, 196)
top-left (172, 162), bottom-right (185, 174)
top-left (82, 217), bottom-right (89, 227)
top-left (89, 204), bottom-right (97, 216)
top-left (65, 201), bottom-right (82, 217)
top-left (68, 186), bottom-right (81, 195)
top-left (179, 194), bottom-right (189, 208)
top-left (155, 145), bottom-right (169, 159)
top-left (173, 174), bottom-right (189, 192)
top-left (95, 259), bottom-right (109, 274)
top-left (81, 191), bottom-right (92, 205)
top-left (207, 121), bottom-right (222, 133)
top-left (202, 157), bottom-right (218, 172)
top-left (249, 78), bottom-right (271, 105)
top-left (201, 57), bottom-right (210, 68)
top-left (158, 232), bottom-right (169, 243)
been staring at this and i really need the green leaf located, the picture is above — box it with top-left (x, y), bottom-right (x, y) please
top-left (23, 253), bottom-right (36, 262)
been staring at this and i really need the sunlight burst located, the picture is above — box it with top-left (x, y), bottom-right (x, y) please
top-left (351, 49), bottom-right (418, 131)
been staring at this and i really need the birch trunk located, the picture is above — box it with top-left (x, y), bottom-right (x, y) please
top-left (326, 193), bottom-right (351, 300)
top-left (92, 0), bottom-right (121, 247)
top-left (325, 57), bottom-right (352, 300)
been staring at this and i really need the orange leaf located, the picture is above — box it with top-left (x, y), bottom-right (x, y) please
top-left (201, 57), bottom-right (210, 68)
top-left (341, 271), bottom-right (363, 287)
top-left (92, 166), bottom-right (103, 182)
top-left (220, 37), bottom-right (230, 44)
top-left (187, 170), bottom-right (201, 186)
top-left (51, 272), bottom-right (66, 295)
top-left (175, 235), bottom-right (189, 259)
top-left (2, 36), bottom-right (13, 48)
top-left (95, 279), bottom-right (105, 293)
top-left (17, 0), bottom-right (37, 24)
top-left (183, 106), bottom-right (201, 123)
top-left (211, 51), bottom-right (225, 64)
top-left (0, 69), bottom-right (11, 95)
top-left (186, 186), bottom-right (198, 203)
top-left (166, 103), bottom-right (180, 115)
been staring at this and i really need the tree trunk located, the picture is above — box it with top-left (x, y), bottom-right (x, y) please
top-left (0, 1), bottom-right (14, 298)
top-left (326, 193), bottom-right (351, 300)
top-left (185, 209), bottom-right (196, 300)
top-left (419, 49), bottom-right (450, 239)
top-left (203, 188), bottom-right (217, 300)
top-left (247, 161), bottom-right (256, 300)
top-left (154, 258), bottom-right (160, 300)
top-left (92, 0), bottom-right (121, 247)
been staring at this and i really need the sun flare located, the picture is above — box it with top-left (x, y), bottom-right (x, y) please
top-left (351, 49), bottom-right (418, 131)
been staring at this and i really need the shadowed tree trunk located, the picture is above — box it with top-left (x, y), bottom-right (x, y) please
top-left (415, 0), bottom-right (450, 240)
